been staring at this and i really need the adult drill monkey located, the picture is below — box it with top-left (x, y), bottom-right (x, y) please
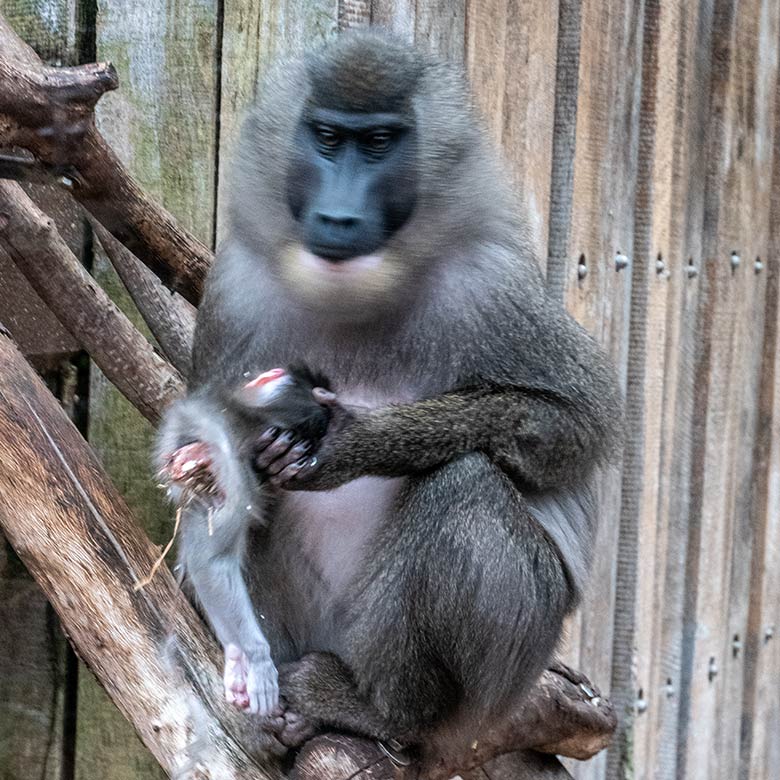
top-left (159, 30), bottom-right (622, 756)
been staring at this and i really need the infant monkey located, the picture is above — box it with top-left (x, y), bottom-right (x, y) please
top-left (156, 365), bottom-right (333, 714)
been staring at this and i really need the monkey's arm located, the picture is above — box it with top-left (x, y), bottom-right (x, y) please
top-left (270, 382), bottom-right (620, 493)
top-left (156, 396), bottom-right (279, 715)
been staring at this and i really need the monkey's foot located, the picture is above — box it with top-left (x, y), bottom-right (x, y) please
top-left (265, 702), bottom-right (319, 748)
top-left (164, 442), bottom-right (224, 504)
top-left (223, 643), bottom-right (279, 716)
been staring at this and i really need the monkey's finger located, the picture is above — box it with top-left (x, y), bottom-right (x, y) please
top-left (265, 440), bottom-right (312, 475)
top-left (254, 431), bottom-right (296, 469)
top-left (255, 426), bottom-right (280, 448)
top-left (247, 659), bottom-right (280, 716)
top-left (268, 456), bottom-right (317, 489)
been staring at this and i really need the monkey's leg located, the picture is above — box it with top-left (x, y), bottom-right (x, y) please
top-left (273, 652), bottom-right (401, 748)
top-left (181, 504), bottom-right (279, 715)
top-left (279, 454), bottom-right (575, 749)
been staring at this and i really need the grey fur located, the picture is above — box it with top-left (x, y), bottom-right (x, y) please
top-left (166, 30), bottom-right (623, 756)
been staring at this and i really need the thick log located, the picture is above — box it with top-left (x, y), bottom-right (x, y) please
top-left (293, 663), bottom-right (615, 779)
top-left (0, 12), bottom-right (212, 305)
top-left (0, 331), bottom-right (281, 779)
top-left (0, 179), bottom-right (183, 424)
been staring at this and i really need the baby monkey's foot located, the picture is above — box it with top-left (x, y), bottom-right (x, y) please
top-left (163, 442), bottom-right (224, 504)
top-left (223, 643), bottom-right (279, 716)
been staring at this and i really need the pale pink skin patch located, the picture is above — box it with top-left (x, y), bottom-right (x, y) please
top-left (166, 441), bottom-right (213, 481)
top-left (244, 367), bottom-right (287, 389)
top-left (298, 249), bottom-right (384, 274)
top-left (224, 643), bottom-right (251, 710)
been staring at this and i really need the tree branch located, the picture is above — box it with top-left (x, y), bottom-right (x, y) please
top-left (91, 218), bottom-right (196, 378)
top-left (0, 179), bottom-right (183, 424)
top-left (0, 12), bottom-right (212, 305)
top-left (0, 331), bottom-right (283, 779)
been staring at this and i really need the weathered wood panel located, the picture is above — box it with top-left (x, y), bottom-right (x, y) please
top-left (465, 0), bottom-right (558, 265)
top-left (555, 2), bottom-right (642, 777)
top-left (640, 1), bottom-right (713, 777)
top-left (0, 3), bottom-right (85, 778)
top-left (216, 0), bottom-right (339, 240)
top-left (676, 1), bottom-right (780, 779)
top-left (739, 27), bottom-right (780, 776)
top-left (78, 2), bottom-right (220, 778)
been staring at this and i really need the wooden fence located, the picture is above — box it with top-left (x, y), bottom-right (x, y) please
top-left (1, 1), bottom-right (779, 779)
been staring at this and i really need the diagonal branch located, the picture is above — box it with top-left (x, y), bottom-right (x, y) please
top-left (0, 179), bottom-right (183, 424)
top-left (0, 330), bottom-right (283, 780)
top-left (0, 12), bottom-right (212, 305)
top-left (91, 218), bottom-right (196, 378)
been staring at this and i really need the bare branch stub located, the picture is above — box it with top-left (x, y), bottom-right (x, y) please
top-left (0, 12), bottom-right (212, 305)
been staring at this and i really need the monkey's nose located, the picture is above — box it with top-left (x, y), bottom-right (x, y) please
top-left (314, 210), bottom-right (361, 230)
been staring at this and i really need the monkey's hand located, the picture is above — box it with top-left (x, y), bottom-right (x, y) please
top-left (255, 386), bottom-right (357, 489)
top-left (161, 440), bottom-right (225, 506)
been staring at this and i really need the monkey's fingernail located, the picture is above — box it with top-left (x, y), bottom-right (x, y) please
top-left (260, 427), bottom-right (279, 440)
top-left (300, 456), bottom-right (316, 467)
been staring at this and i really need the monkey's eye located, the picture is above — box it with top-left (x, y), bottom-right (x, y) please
top-left (363, 130), bottom-right (393, 154)
top-left (314, 125), bottom-right (342, 150)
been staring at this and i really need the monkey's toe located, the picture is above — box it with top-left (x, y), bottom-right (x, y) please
top-left (246, 654), bottom-right (280, 716)
top-left (223, 643), bottom-right (251, 711)
top-left (276, 709), bottom-right (319, 748)
top-left (166, 441), bottom-right (213, 481)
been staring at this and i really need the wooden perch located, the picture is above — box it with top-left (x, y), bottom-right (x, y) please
top-left (291, 659), bottom-right (616, 779)
top-left (0, 331), bottom-right (282, 780)
top-left (91, 218), bottom-right (196, 378)
top-left (0, 178), bottom-right (183, 423)
top-left (0, 12), bottom-right (212, 305)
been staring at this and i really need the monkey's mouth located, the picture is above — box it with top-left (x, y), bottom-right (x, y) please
top-left (299, 248), bottom-right (383, 273)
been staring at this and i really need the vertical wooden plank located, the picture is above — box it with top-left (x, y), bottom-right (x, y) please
top-left (545, 0), bottom-right (582, 299)
top-left (370, 0), bottom-right (465, 59)
top-left (216, 0), bottom-right (339, 240)
top-left (466, 0), bottom-right (559, 264)
top-left (0, 0), bottom-right (79, 63)
top-left (0, 541), bottom-right (68, 780)
top-left (553, 2), bottom-right (642, 777)
top-left (677, 0), bottom-right (780, 778)
top-left (78, 2), bottom-right (220, 778)
top-left (338, 0), bottom-right (370, 30)
top-left (369, 0), bottom-right (415, 40)
top-left (739, 21), bottom-right (780, 778)
top-left (644, 1), bottom-right (714, 777)
top-left (615, 1), bottom-right (674, 776)
top-left (712, 1), bottom-right (779, 778)
top-left (413, 0), bottom-right (465, 62)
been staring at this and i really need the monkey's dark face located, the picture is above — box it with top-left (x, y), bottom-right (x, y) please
top-left (285, 108), bottom-right (418, 263)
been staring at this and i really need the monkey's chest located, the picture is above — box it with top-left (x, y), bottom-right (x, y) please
top-left (280, 476), bottom-right (403, 594)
